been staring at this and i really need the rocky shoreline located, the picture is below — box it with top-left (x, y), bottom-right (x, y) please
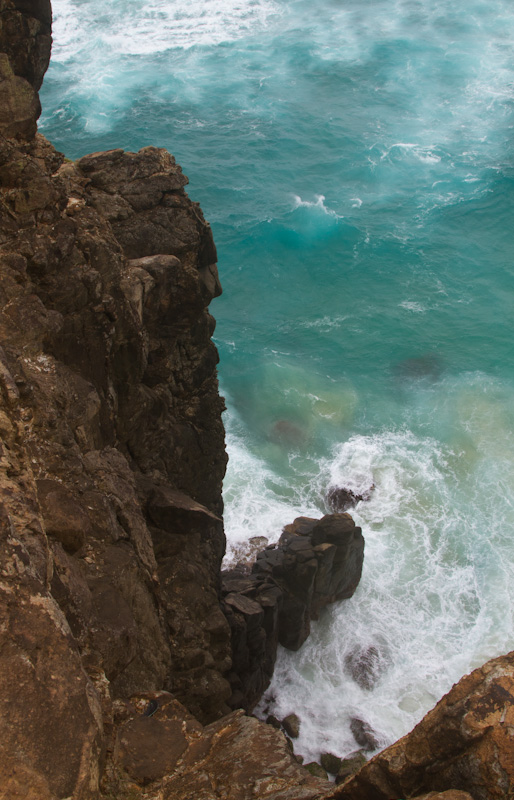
top-left (1, 2), bottom-right (513, 799)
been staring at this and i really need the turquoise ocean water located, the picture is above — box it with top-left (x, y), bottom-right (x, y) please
top-left (41, 0), bottom-right (514, 763)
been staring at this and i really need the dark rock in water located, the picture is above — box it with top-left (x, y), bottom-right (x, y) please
top-left (266, 714), bottom-right (282, 730)
top-left (345, 644), bottom-right (387, 691)
top-left (335, 751), bottom-right (367, 784)
top-left (321, 752), bottom-right (343, 775)
top-left (304, 762), bottom-right (329, 780)
top-left (250, 535), bottom-right (269, 549)
top-left (393, 354), bottom-right (442, 381)
top-left (271, 418), bottom-right (306, 446)
top-left (350, 718), bottom-right (379, 751)
top-left (326, 485), bottom-right (374, 513)
top-left (222, 513), bottom-right (364, 711)
top-left (282, 713), bottom-right (301, 739)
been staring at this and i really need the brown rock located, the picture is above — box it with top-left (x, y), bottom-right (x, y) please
top-left (161, 710), bottom-right (332, 800)
top-left (413, 792), bottom-right (476, 800)
top-left (1, 6), bottom-right (234, 798)
top-left (0, 584), bottom-right (103, 799)
top-left (0, 52), bottom-right (40, 140)
top-left (37, 478), bottom-right (92, 553)
top-left (335, 752), bottom-right (367, 784)
top-left (321, 752), bottom-right (343, 775)
top-left (117, 716), bottom-right (188, 784)
top-left (0, 0), bottom-right (52, 90)
top-left (282, 712), bottom-right (301, 739)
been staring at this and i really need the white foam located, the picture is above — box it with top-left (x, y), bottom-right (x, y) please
top-left (399, 301), bottom-right (426, 313)
top-left (298, 315), bottom-right (348, 331)
top-left (257, 416), bottom-right (514, 763)
top-left (222, 405), bottom-right (321, 565)
top-left (51, 0), bottom-right (281, 59)
top-left (292, 194), bottom-right (343, 219)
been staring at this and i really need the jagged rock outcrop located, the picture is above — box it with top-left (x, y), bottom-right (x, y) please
top-left (222, 514), bottom-right (364, 710)
top-left (99, 690), bottom-right (331, 800)
top-left (0, 3), bottom-right (234, 795)
top-left (323, 651), bottom-right (514, 800)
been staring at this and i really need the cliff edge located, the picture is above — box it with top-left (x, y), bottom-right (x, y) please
top-left (0, 0), bottom-right (235, 794)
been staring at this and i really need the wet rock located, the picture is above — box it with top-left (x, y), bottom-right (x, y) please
top-left (282, 713), bottom-right (301, 739)
top-left (335, 752), bottom-right (367, 784)
top-left (326, 485), bottom-right (374, 512)
top-left (304, 762), bottom-right (329, 780)
top-left (350, 718), bottom-right (379, 751)
top-left (321, 752), bottom-right (343, 775)
top-left (222, 513), bottom-right (364, 710)
top-left (345, 644), bottom-right (387, 690)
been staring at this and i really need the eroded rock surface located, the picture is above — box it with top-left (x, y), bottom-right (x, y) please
top-left (0, 5), bottom-right (232, 795)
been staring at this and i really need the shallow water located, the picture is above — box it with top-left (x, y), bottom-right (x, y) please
top-left (41, 0), bottom-right (514, 764)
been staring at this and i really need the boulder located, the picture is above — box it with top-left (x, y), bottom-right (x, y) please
top-left (326, 485), bottom-right (374, 512)
top-left (304, 762), bottom-right (329, 780)
top-left (336, 752), bottom-right (367, 784)
top-left (118, 705), bottom-right (331, 800)
top-left (282, 713), bottom-right (301, 739)
top-left (320, 752), bottom-right (343, 775)
top-left (349, 718), bottom-right (379, 751)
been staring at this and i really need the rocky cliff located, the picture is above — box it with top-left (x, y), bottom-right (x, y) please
top-left (0, 2), bottom-right (362, 798)
top-left (1, 3), bottom-right (513, 800)
top-left (0, 0), bottom-right (233, 794)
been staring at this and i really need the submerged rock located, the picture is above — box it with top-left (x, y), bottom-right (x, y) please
top-left (320, 752), bottom-right (343, 775)
top-left (345, 643), bottom-right (389, 690)
top-left (349, 718), bottom-right (379, 751)
top-left (304, 762), bottom-right (329, 780)
top-left (326, 485), bottom-right (374, 513)
top-left (282, 713), bottom-right (301, 739)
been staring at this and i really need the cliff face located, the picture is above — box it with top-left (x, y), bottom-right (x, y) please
top-left (0, 1), bottom-right (235, 795)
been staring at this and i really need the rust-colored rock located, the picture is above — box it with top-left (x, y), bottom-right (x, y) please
top-left (325, 651), bottom-right (514, 800)
top-left (161, 709), bottom-right (332, 800)
top-left (1, 4), bottom-right (232, 796)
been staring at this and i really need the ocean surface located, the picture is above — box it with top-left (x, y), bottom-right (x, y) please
top-left (41, 0), bottom-right (514, 765)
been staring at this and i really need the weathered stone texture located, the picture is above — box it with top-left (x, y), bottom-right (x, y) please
top-left (0, 6), bottom-right (232, 797)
